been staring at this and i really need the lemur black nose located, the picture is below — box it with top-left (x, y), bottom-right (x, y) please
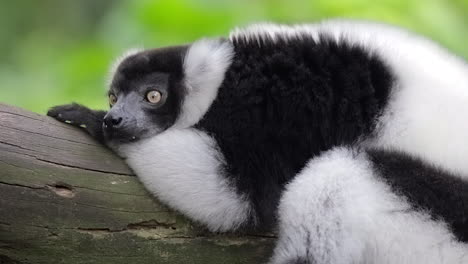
top-left (104, 115), bottom-right (123, 128)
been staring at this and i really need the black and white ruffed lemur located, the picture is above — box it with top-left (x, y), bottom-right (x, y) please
top-left (48, 19), bottom-right (468, 264)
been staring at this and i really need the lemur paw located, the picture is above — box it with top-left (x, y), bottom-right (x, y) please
top-left (47, 103), bottom-right (107, 143)
top-left (47, 103), bottom-right (89, 127)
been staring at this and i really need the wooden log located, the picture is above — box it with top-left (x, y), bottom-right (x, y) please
top-left (0, 103), bottom-right (275, 264)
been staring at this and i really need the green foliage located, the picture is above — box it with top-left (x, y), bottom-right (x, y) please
top-left (0, 0), bottom-right (467, 113)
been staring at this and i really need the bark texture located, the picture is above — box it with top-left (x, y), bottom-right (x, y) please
top-left (0, 103), bottom-right (274, 264)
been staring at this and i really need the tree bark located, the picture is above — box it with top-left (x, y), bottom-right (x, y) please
top-left (0, 103), bottom-right (274, 264)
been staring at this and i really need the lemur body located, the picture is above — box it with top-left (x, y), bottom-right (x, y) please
top-left (48, 20), bottom-right (468, 263)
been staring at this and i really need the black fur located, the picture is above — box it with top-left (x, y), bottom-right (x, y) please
top-left (112, 45), bottom-right (188, 93)
top-left (368, 149), bottom-right (468, 242)
top-left (47, 103), bottom-right (107, 143)
top-left (284, 257), bottom-right (316, 264)
top-left (196, 35), bottom-right (395, 228)
top-left (48, 46), bottom-right (190, 143)
top-left (107, 46), bottom-right (189, 142)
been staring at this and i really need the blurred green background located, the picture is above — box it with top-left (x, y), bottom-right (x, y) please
top-left (0, 0), bottom-right (467, 114)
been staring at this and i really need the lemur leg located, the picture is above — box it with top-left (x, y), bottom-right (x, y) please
top-left (117, 128), bottom-right (253, 232)
top-left (47, 103), bottom-right (107, 143)
top-left (270, 148), bottom-right (370, 264)
top-left (270, 147), bottom-right (468, 264)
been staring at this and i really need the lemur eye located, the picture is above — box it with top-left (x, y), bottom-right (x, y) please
top-left (146, 90), bottom-right (162, 104)
top-left (109, 94), bottom-right (118, 106)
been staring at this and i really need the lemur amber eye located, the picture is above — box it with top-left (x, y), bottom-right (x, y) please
top-left (146, 90), bottom-right (162, 104)
top-left (109, 94), bottom-right (118, 106)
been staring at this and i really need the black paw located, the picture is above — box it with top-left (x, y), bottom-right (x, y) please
top-left (47, 103), bottom-right (89, 127)
top-left (47, 103), bottom-right (107, 143)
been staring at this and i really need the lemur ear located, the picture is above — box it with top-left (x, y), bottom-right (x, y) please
top-left (107, 48), bottom-right (143, 87)
top-left (176, 39), bottom-right (234, 128)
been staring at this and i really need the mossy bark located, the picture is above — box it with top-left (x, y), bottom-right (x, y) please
top-left (0, 103), bottom-right (274, 264)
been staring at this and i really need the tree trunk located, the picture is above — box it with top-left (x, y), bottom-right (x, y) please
top-left (0, 103), bottom-right (274, 264)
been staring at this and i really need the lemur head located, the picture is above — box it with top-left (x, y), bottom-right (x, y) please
top-left (104, 39), bottom-right (234, 143)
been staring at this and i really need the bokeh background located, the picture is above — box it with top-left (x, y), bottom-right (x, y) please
top-left (1, 0), bottom-right (467, 114)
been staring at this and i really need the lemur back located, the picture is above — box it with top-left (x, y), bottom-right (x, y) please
top-left (196, 32), bottom-right (394, 226)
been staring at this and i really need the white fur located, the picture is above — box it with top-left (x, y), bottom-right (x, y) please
top-left (118, 128), bottom-right (252, 232)
top-left (231, 20), bottom-right (468, 178)
top-left (271, 147), bottom-right (468, 264)
top-left (315, 20), bottom-right (468, 178)
top-left (107, 48), bottom-right (143, 87)
top-left (174, 39), bottom-right (234, 128)
top-left (230, 23), bottom-right (322, 44)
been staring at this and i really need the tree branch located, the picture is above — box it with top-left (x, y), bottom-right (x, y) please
top-left (0, 103), bottom-right (274, 264)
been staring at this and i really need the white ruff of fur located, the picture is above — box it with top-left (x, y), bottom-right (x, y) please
top-left (175, 39), bottom-right (234, 128)
top-left (119, 128), bottom-right (252, 232)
